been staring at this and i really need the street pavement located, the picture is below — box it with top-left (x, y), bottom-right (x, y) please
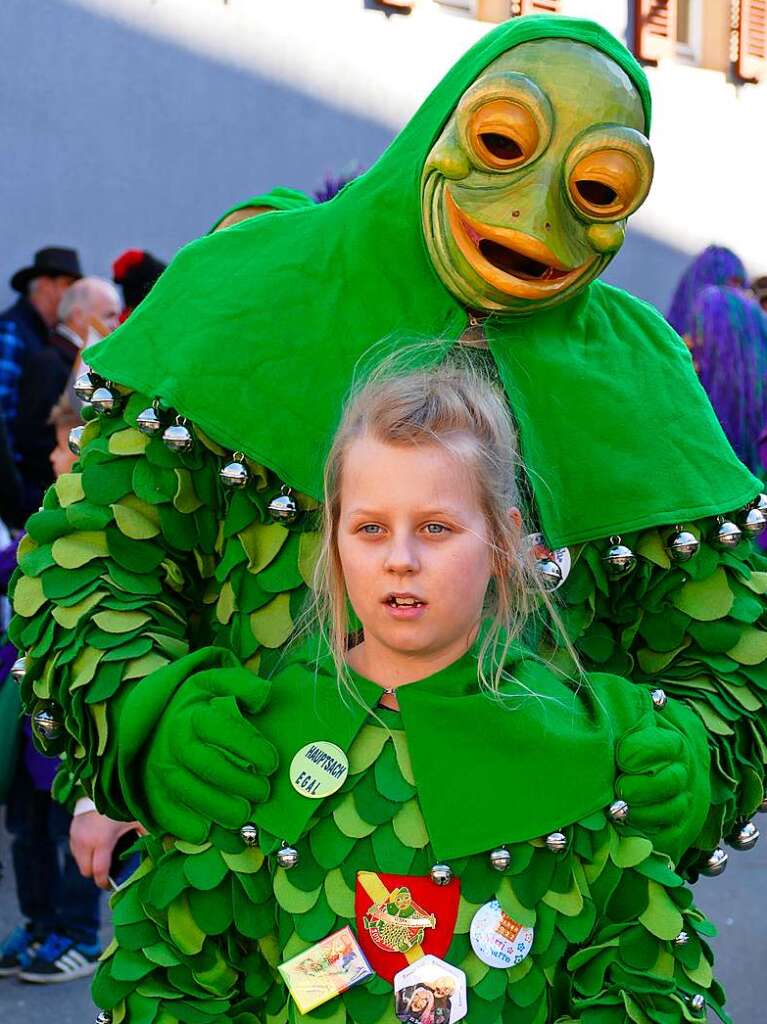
top-left (1, 817), bottom-right (765, 1022)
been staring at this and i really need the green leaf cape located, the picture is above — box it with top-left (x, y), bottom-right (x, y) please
top-left (88, 14), bottom-right (758, 548)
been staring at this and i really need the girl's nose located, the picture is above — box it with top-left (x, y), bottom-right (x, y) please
top-left (383, 537), bottom-right (419, 575)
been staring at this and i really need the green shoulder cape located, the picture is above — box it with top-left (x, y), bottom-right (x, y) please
top-left (88, 14), bottom-right (758, 548)
top-left (208, 186), bottom-right (313, 233)
top-left (240, 642), bottom-right (691, 860)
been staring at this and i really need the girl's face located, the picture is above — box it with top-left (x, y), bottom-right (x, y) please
top-left (338, 435), bottom-right (495, 670)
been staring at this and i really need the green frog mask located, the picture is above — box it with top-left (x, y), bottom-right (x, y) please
top-left (422, 39), bottom-right (654, 313)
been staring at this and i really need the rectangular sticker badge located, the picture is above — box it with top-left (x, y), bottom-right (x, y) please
top-left (278, 926), bottom-right (373, 1014)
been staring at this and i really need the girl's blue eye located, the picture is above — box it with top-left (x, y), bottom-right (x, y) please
top-left (361, 524), bottom-right (382, 535)
top-left (425, 523), bottom-right (447, 535)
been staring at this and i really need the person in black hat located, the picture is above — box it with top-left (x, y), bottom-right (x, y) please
top-left (0, 247), bottom-right (82, 452)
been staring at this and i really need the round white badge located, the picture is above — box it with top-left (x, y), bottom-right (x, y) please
top-left (469, 900), bottom-right (534, 969)
top-left (290, 741), bottom-right (349, 799)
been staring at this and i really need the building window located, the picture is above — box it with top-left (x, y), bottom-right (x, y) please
top-left (633, 0), bottom-right (678, 64)
top-left (734, 0), bottom-right (767, 81)
top-left (675, 0), bottom-right (702, 61)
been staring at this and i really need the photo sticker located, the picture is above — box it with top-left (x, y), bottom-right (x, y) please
top-left (394, 955), bottom-right (467, 1024)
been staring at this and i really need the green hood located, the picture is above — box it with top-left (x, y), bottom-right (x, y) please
top-left (88, 15), bottom-right (758, 547)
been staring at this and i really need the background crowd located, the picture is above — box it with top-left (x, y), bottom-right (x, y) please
top-left (1, 229), bottom-right (767, 987)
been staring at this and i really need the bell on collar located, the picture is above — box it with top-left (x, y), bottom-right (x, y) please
top-left (73, 371), bottom-right (100, 402)
top-left (68, 425), bottom-right (85, 456)
top-left (713, 515), bottom-right (741, 548)
top-left (535, 557), bottom-right (562, 591)
top-left (650, 688), bottom-right (668, 710)
top-left (32, 702), bottom-right (63, 742)
top-left (674, 931), bottom-right (690, 946)
top-left (221, 453), bottom-right (250, 489)
top-left (488, 847), bottom-right (511, 872)
top-left (430, 863), bottom-right (453, 886)
top-left (740, 506), bottom-right (767, 537)
top-left (10, 656), bottom-right (26, 684)
top-left (268, 486), bottom-right (299, 523)
top-left (240, 823), bottom-right (259, 848)
top-left (754, 493), bottom-right (767, 515)
top-left (95, 1012), bottom-right (113, 1024)
top-left (602, 537), bottom-right (636, 580)
top-left (90, 383), bottom-right (122, 416)
top-left (608, 799), bottom-right (629, 823)
top-left (665, 527), bottom-right (699, 563)
top-left (689, 994), bottom-right (705, 1015)
top-left (699, 846), bottom-right (728, 877)
top-left (727, 819), bottom-right (760, 851)
top-left (544, 831), bottom-right (567, 853)
top-left (162, 418), bottom-right (194, 453)
top-left (276, 843), bottom-right (299, 869)
top-left (136, 403), bottom-right (163, 436)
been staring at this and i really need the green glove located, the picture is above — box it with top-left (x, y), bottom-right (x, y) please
top-left (615, 699), bottom-right (710, 862)
top-left (140, 667), bottom-right (278, 844)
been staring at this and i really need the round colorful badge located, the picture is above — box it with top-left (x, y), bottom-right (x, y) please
top-left (469, 901), bottom-right (534, 969)
top-left (290, 741), bottom-right (349, 799)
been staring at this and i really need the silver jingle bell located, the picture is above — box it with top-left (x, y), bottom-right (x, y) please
top-left (489, 847), bottom-right (511, 872)
top-left (73, 372), bottom-right (99, 402)
top-left (276, 843), bottom-right (299, 869)
top-left (220, 457), bottom-right (250, 489)
top-left (268, 489), bottom-right (299, 524)
top-left (699, 846), bottom-right (728, 877)
top-left (430, 863), bottom-right (453, 886)
top-left (602, 539), bottom-right (637, 580)
top-left (608, 799), bottom-right (630, 823)
top-left (674, 931), bottom-right (690, 946)
top-left (95, 1012), bottom-right (113, 1024)
top-left (727, 819), bottom-right (760, 851)
top-left (740, 506), bottom-right (767, 537)
top-left (535, 558), bottom-right (562, 591)
top-left (713, 517), bottom-right (741, 548)
top-left (68, 425), bottom-right (85, 456)
top-left (10, 656), bottom-right (26, 684)
top-left (240, 823), bottom-right (259, 848)
top-left (689, 994), bottom-right (706, 1014)
top-left (162, 422), bottom-right (194, 453)
top-left (651, 688), bottom-right (668, 710)
top-left (90, 385), bottom-right (121, 416)
top-left (754, 493), bottom-right (767, 515)
top-left (136, 406), bottom-right (163, 436)
top-left (666, 529), bottom-right (700, 563)
top-left (544, 831), bottom-right (567, 853)
top-left (32, 703), bottom-right (63, 741)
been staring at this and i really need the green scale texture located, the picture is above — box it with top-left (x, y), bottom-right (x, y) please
top-left (92, 710), bottom-right (726, 1024)
top-left (7, 390), bottom-right (766, 1022)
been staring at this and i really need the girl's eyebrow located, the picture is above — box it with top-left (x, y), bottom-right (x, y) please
top-left (347, 506), bottom-right (464, 519)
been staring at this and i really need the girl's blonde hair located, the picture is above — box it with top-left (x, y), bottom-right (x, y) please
top-left (310, 353), bottom-right (551, 692)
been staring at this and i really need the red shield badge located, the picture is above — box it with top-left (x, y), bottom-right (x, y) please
top-left (355, 871), bottom-right (461, 983)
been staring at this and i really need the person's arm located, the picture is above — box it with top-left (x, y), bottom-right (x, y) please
top-left (69, 805), bottom-right (144, 890)
top-left (0, 322), bottom-right (25, 440)
top-left (8, 388), bottom-right (221, 821)
top-left (561, 524), bottom-right (767, 869)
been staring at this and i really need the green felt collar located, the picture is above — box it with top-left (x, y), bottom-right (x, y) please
top-left (252, 639), bottom-right (651, 859)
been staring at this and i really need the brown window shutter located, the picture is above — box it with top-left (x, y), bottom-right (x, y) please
top-left (509, 0), bottom-right (562, 15)
top-left (633, 0), bottom-right (677, 63)
top-left (736, 0), bottom-right (767, 81)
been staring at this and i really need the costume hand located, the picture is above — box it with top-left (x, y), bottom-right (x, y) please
top-left (615, 717), bottom-right (694, 850)
top-left (142, 669), bottom-right (277, 844)
top-left (69, 811), bottom-right (143, 890)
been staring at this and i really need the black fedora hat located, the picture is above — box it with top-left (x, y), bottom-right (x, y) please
top-left (11, 247), bottom-right (83, 293)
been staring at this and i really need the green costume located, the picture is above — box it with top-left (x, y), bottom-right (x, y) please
top-left (104, 639), bottom-right (721, 1023)
top-left (7, 11), bottom-right (767, 1024)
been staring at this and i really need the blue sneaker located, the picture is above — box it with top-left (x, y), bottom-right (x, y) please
top-left (18, 931), bottom-right (101, 984)
top-left (0, 924), bottom-right (41, 977)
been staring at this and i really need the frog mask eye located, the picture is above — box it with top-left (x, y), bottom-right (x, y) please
top-left (565, 127), bottom-right (654, 223)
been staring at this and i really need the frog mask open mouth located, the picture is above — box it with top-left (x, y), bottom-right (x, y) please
top-left (444, 190), bottom-right (596, 298)
top-left (422, 39), bottom-right (654, 315)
